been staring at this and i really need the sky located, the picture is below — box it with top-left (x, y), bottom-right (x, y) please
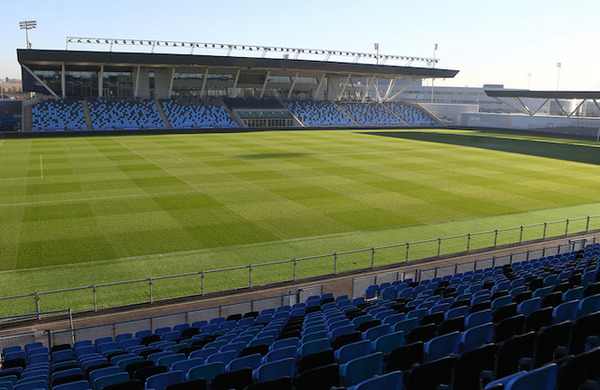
top-left (2, 0), bottom-right (600, 90)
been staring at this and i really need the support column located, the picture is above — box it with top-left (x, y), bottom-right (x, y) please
top-left (167, 67), bottom-right (176, 98)
top-left (61, 63), bottom-right (66, 99)
top-left (98, 65), bottom-right (104, 98)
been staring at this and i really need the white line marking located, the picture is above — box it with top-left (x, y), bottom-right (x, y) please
top-left (0, 176), bottom-right (33, 182)
top-left (0, 190), bottom-right (199, 207)
top-left (39, 154), bottom-right (44, 179)
top-left (0, 140), bottom-right (5, 147)
top-left (163, 156), bottom-right (183, 169)
top-left (115, 140), bottom-right (204, 194)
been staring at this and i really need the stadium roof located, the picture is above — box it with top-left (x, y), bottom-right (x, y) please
top-left (17, 49), bottom-right (459, 79)
top-left (484, 89), bottom-right (600, 100)
top-left (484, 89), bottom-right (600, 117)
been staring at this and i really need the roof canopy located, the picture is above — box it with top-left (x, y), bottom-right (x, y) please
top-left (18, 49), bottom-right (459, 79)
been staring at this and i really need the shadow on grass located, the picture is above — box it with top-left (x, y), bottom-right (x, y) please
top-left (364, 131), bottom-right (600, 166)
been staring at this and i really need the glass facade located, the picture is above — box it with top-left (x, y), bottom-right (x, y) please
top-left (33, 70), bottom-right (61, 96)
top-left (30, 66), bottom-right (323, 100)
top-left (103, 71), bottom-right (133, 98)
top-left (172, 72), bottom-right (205, 97)
top-left (65, 71), bottom-right (98, 97)
top-left (33, 68), bottom-right (132, 98)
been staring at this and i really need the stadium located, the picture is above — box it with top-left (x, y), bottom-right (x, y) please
top-left (0, 32), bottom-right (599, 390)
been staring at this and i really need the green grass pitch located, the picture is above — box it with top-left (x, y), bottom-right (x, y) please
top-left (1, 128), bottom-right (600, 313)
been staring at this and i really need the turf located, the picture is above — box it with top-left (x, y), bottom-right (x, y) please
top-left (1, 128), bottom-right (600, 313)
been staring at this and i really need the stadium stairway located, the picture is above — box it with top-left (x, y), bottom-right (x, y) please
top-left (221, 103), bottom-right (245, 128)
top-left (332, 102), bottom-right (361, 127)
top-left (381, 103), bottom-right (409, 126)
top-left (154, 101), bottom-right (173, 129)
top-left (81, 101), bottom-right (93, 131)
top-left (22, 104), bottom-right (33, 132)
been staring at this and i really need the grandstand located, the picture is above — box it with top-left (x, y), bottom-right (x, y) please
top-left (15, 46), bottom-right (456, 132)
top-left (25, 98), bottom-right (438, 132)
top-left (0, 237), bottom-right (598, 390)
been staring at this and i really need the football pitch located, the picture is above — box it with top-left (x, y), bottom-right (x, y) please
top-left (1, 128), bottom-right (600, 313)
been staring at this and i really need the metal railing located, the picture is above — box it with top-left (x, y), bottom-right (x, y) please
top-left (0, 215), bottom-right (598, 316)
top-left (351, 237), bottom-right (594, 298)
top-left (0, 309), bottom-right (73, 350)
top-left (0, 286), bottom-right (323, 350)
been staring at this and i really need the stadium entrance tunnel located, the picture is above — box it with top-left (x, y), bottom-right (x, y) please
top-left (364, 130), bottom-right (600, 166)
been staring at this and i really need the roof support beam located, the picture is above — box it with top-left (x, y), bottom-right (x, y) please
top-left (200, 68), bottom-right (209, 97)
top-left (514, 97), bottom-right (533, 116)
top-left (531, 98), bottom-right (550, 116)
top-left (372, 76), bottom-right (382, 103)
top-left (362, 75), bottom-right (376, 103)
top-left (383, 78), bottom-right (397, 102)
top-left (22, 64), bottom-right (59, 99)
top-left (286, 72), bottom-right (299, 100)
top-left (259, 70), bottom-right (270, 99)
top-left (338, 74), bottom-right (352, 101)
top-left (134, 66), bottom-right (141, 98)
top-left (593, 99), bottom-right (600, 115)
top-left (232, 69), bottom-right (241, 96)
top-left (553, 98), bottom-right (569, 117)
top-left (569, 99), bottom-right (586, 117)
top-left (388, 78), bottom-right (418, 101)
top-left (314, 73), bottom-right (326, 99)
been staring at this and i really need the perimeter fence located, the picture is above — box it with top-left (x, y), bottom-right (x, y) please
top-left (0, 215), bottom-right (598, 316)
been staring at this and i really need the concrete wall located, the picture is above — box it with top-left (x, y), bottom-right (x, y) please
top-left (460, 112), bottom-right (600, 138)
top-left (419, 103), bottom-right (479, 125)
top-left (134, 68), bottom-right (173, 99)
top-left (460, 112), bottom-right (513, 129)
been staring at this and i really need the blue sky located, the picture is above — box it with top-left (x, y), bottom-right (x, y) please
top-left (2, 0), bottom-right (599, 90)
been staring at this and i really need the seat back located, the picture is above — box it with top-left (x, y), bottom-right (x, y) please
top-left (169, 358), bottom-right (204, 377)
top-left (405, 356), bottom-right (454, 390)
top-left (372, 331), bottom-right (404, 355)
top-left (461, 322), bottom-right (493, 353)
top-left (505, 363), bottom-right (557, 390)
top-left (254, 358), bottom-right (295, 383)
top-left (578, 293), bottom-right (600, 316)
top-left (387, 342), bottom-right (424, 372)
top-left (209, 369), bottom-right (252, 390)
top-left (94, 373), bottom-right (129, 390)
top-left (336, 340), bottom-right (371, 365)
top-left (351, 370), bottom-right (402, 390)
top-left (340, 352), bottom-right (383, 387)
top-left (294, 363), bottom-right (339, 390)
top-left (146, 370), bottom-right (185, 390)
top-left (186, 362), bottom-right (224, 383)
top-left (466, 309), bottom-right (492, 328)
top-left (424, 331), bottom-right (460, 362)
